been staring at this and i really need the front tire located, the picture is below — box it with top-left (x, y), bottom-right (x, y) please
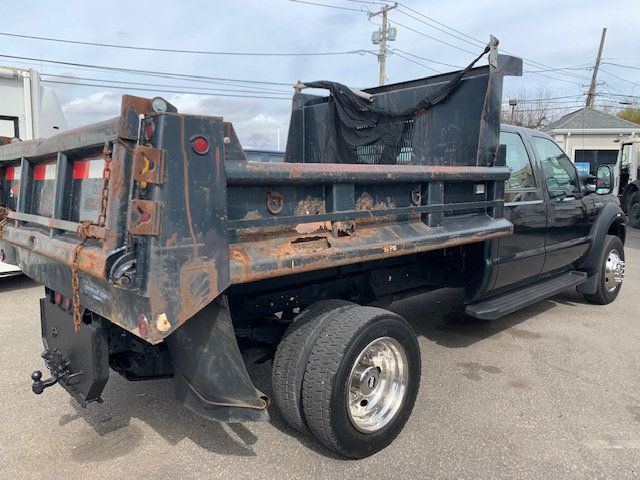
top-left (302, 306), bottom-right (421, 459)
top-left (583, 234), bottom-right (625, 305)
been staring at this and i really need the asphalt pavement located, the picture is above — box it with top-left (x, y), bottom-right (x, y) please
top-left (1, 229), bottom-right (639, 479)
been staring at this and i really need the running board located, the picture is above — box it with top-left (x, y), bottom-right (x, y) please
top-left (466, 271), bottom-right (588, 320)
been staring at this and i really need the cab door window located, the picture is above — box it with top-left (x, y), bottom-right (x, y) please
top-left (533, 136), bottom-right (580, 196)
top-left (500, 131), bottom-right (535, 190)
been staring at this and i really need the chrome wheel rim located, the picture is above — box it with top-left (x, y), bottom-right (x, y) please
top-left (604, 248), bottom-right (625, 292)
top-left (347, 336), bottom-right (408, 433)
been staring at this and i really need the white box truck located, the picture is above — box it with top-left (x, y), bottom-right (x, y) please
top-left (0, 66), bottom-right (67, 275)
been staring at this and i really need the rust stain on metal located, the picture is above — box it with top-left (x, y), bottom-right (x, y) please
top-left (331, 220), bottom-right (355, 237)
top-left (243, 210), bottom-right (262, 220)
top-left (228, 221), bottom-right (511, 285)
top-left (290, 235), bottom-right (331, 253)
top-left (177, 259), bottom-right (219, 323)
top-left (128, 200), bottom-right (162, 236)
top-left (179, 116), bottom-right (198, 256)
top-left (355, 192), bottom-right (396, 212)
top-left (294, 196), bottom-right (325, 216)
top-left (266, 189), bottom-right (284, 215)
top-left (230, 247), bottom-right (251, 274)
top-left (165, 233), bottom-right (178, 247)
top-left (133, 146), bottom-right (166, 186)
top-left (295, 221), bottom-right (329, 235)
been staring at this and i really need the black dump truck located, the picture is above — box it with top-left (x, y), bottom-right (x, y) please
top-left (0, 40), bottom-right (627, 458)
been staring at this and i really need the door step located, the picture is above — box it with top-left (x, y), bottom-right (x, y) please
top-left (466, 271), bottom-right (588, 320)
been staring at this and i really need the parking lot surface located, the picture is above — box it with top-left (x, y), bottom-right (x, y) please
top-left (1, 229), bottom-right (639, 479)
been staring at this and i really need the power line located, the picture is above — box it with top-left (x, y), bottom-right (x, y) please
top-left (600, 68), bottom-right (640, 86)
top-left (392, 51), bottom-right (442, 73)
top-left (40, 74), bottom-right (292, 95)
top-left (380, 1), bottom-right (591, 84)
top-left (0, 30), bottom-right (371, 57)
top-left (599, 92), bottom-right (640, 99)
top-left (524, 65), bottom-right (591, 73)
top-left (289, 0), bottom-right (366, 12)
top-left (42, 80), bottom-right (292, 100)
top-left (394, 7), bottom-right (485, 50)
top-left (392, 48), bottom-right (462, 69)
top-left (0, 53), bottom-right (293, 86)
top-left (391, 18), bottom-right (479, 56)
top-left (601, 62), bottom-right (640, 71)
top-left (393, 3), bottom-right (485, 47)
top-left (4, 57), bottom-right (294, 94)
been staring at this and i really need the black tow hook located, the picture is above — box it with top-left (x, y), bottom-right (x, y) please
top-left (31, 370), bottom-right (59, 394)
top-left (30, 349), bottom-right (75, 395)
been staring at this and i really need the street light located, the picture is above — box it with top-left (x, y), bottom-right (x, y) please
top-left (509, 99), bottom-right (518, 124)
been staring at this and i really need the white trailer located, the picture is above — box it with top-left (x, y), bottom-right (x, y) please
top-left (0, 66), bottom-right (67, 275)
top-left (613, 134), bottom-right (640, 228)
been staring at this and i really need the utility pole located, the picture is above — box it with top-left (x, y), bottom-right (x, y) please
top-left (369, 2), bottom-right (397, 86)
top-left (585, 27), bottom-right (607, 108)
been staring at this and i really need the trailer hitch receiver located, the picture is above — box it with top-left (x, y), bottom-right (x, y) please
top-left (31, 349), bottom-right (76, 394)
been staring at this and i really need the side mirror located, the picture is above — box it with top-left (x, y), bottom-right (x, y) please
top-left (595, 164), bottom-right (613, 195)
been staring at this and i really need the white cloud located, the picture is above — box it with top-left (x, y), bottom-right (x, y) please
top-left (62, 91), bottom-right (120, 126)
top-left (4, 0), bottom-right (635, 145)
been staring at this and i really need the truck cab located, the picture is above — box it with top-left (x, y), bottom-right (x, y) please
top-left (614, 135), bottom-right (640, 227)
top-left (465, 125), bottom-right (625, 317)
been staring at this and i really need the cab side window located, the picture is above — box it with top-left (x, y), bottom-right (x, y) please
top-left (532, 136), bottom-right (580, 195)
top-left (499, 131), bottom-right (535, 190)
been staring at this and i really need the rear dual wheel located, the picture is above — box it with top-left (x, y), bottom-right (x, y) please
top-left (272, 302), bottom-right (421, 458)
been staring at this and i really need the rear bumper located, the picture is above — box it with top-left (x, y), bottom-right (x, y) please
top-left (33, 296), bottom-right (269, 422)
top-left (37, 298), bottom-right (109, 406)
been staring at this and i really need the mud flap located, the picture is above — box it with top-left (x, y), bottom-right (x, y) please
top-left (165, 296), bottom-right (269, 423)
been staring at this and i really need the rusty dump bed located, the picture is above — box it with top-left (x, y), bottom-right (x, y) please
top-left (0, 52), bottom-right (522, 344)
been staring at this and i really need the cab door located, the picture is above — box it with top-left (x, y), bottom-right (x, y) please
top-left (492, 128), bottom-right (547, 290)
top-left (531, 135), bottom-right (593, 274)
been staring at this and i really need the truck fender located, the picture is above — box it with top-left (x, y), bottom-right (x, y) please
top-left (165, 296), bottom-right (269, 422)
top-left (577, 202), bottom-right (626, 294)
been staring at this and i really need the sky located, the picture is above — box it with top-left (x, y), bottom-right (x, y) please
top-left (2, 0), bottom-right (639, 149)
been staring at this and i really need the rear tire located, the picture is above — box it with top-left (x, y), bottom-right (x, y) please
top-left (627, 191), bottom-right (640, 228)
top-left (271, 300), bottom-right (356, 433)
top-left (583, 234), bottom-right (625, 305)
top-left (302, 306), bottom-right (421, 459)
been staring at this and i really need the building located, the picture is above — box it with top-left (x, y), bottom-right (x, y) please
top-left (543, 107), bottom-right (640, 174)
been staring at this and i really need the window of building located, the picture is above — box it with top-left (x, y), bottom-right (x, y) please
top-left (574, 149), bottom-right (618, 174)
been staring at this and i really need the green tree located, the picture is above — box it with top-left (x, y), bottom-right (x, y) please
top-left (617, 108), bottom-right (640, 125)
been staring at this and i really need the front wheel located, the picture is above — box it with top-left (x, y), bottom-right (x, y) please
top-left (302, 306), bottom-right (421, 459)
top-left (583, 234), bottom-right (625, 305)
